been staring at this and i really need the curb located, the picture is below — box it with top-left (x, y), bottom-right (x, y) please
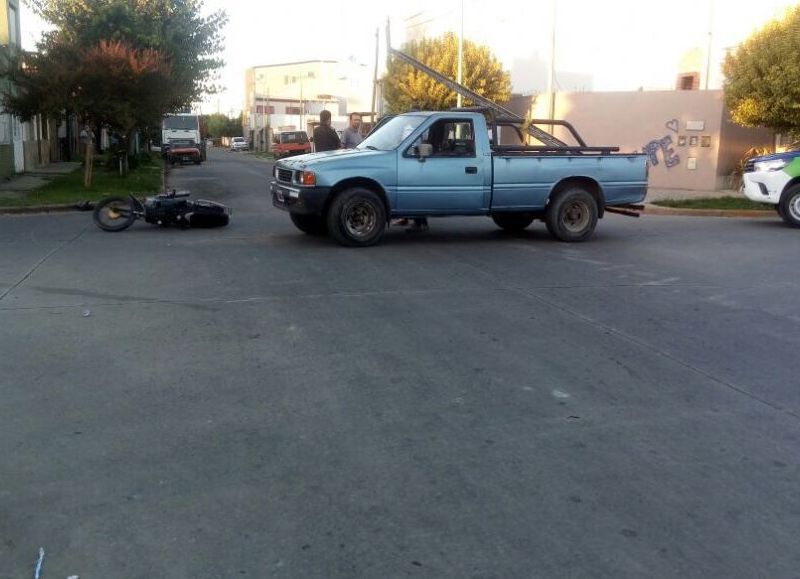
top-left (643, 204), bottom-right (776, 218)
top-left (0, 203), bottom-right (83, 215)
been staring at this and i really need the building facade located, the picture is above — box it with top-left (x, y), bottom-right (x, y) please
top-left (0, 0), bottom-right (22, 177)
top-left (244, 60), bottom-right (373, 150)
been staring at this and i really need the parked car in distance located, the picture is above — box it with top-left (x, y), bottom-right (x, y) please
top-left (273, 131), bottom-right (312, 159)
top-left (166, 138), bottom-right (202, 165)
top-left (230, 137), bottom-right (248, 151)
top-left (741, 150), bottom-right (800, 227)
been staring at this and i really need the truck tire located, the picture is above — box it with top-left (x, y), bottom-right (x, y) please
top-left (491, 212), bottom-right (535, 231)
top-left (779, 184), bottom-right (800, 227)
top-left (290, 213), bottom-right (328, 236)
top-left (545, 187), bottom-right (598, 242)
top-left (327, 188), bottom-right (386, 247)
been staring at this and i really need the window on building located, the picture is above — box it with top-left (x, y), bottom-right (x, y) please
top-left (677, 73), bottom-right (699, 91)
top-left (286, 106), bottom-right (301, 115)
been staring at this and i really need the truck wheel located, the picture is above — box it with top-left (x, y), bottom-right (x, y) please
top-left (327, 188), bottom-right (386, 247)
top-left (491, 213), bottom-right (535, 231)
top-left (290, 213), bottom-right (328, 236)
top-left (779, 184), bottom-right (800, 227)
top-left (545, 187), bottom-right (598, 242)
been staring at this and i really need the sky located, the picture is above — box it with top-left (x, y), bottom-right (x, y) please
top-left (19, 0), bottom-right (799, 117)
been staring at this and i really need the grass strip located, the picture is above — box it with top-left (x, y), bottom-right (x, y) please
top-left (651, 196), bottom-right (773, 211)
top-left (0, 156), bottom-right (163, 207)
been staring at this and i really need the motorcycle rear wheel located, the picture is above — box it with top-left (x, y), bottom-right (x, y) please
top-left (93, 197), bottom-right (136, 231)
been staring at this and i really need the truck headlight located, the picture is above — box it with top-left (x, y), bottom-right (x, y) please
top-left (299, 171), bottom-right (316, 186)
top-left (754, 158), bottom-right (788, 172)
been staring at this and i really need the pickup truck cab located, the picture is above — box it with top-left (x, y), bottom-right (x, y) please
top-left (741, 150), bottom-right (800, 227)
top-left (270, 110), bottom-right (648, 246)
top-left (273, 131), bottom-right (312, 159)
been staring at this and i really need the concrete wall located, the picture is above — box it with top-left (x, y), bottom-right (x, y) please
top-left (512, 89), bottom-right (774, 192)
top-left (718, 110), bottom-right (774, 189)
top-left (0, 144), bottom-right (13, 178)
top-left (23, 138), bottom-right (51, 170)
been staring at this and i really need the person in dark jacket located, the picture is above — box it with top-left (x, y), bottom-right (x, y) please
top-left (313, 109), bottom-right (340, 152)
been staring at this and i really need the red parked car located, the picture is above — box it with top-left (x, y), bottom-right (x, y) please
top-left (167, 139), bottom-right (202, 165)
top-left (273, 131), bottom-right (312, 159)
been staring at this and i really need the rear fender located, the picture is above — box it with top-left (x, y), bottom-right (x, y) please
top-left (548, 177), bottom-right (605, 218)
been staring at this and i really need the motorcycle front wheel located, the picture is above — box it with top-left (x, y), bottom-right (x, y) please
top-left (93, 196), bottom-right (136, 232)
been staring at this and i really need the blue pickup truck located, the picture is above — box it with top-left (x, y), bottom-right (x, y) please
top-left (271, 110), bottom-right (648, 246)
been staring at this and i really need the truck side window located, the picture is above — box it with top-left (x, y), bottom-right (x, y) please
top-left (404, 119), bottom-right (475, 158)
top-left (432, 120), bottom-right (475, 157)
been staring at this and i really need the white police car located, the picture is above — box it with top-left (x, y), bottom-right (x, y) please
top-left (741, 151), bottom-right (800, 227)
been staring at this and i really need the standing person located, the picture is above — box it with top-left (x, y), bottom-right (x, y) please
top-left (341, 113), bottom-right (363, 149)
top-left (312, 109), bottom-right (340, 152)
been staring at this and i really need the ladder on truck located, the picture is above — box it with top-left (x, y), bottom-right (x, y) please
top-left (385, 29), bottom-right (569, 149)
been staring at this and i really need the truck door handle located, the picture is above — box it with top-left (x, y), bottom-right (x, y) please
top-left (465, 166), bottom-right (478, 174)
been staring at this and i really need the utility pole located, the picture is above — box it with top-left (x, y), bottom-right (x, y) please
top-left (704, 0), bottom-right (715, 90)
top-left (371, 27), bottom-right (379, 122)
top-left (547, 0), bottom-right (557, 132)
top-left (457, 0), bottom-right (464, 107)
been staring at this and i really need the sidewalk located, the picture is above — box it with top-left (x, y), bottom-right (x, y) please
top-left (0, 162), bottom-right (82, 201)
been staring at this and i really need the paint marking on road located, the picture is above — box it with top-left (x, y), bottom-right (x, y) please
top-left (641, 277), bottom-right (681, 286)
top-left (552, 389), bottom-right (571, 399)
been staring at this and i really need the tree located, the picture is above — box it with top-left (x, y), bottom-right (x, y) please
top-left (26, 0), bottom-right (227, 108)
top-left (0, 0), bottom-right (226, 182)
top-left (382, 33), bottom-right (511, 113)
top-left (723, 5), bottom-right (800, 134)
top-left (203, 113), bottom-right (242, 139)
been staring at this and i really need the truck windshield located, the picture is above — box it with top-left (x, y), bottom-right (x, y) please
top-left (358, 115), bottom-right (426, 151)
top-left (163, 115), bottom-right (199, 130)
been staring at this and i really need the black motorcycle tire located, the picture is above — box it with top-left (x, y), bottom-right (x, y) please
top-left (93, 196), bottom-right (136, 232)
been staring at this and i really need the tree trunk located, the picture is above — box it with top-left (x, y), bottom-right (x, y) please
top-left (83, 141), bottom-right (94, 188)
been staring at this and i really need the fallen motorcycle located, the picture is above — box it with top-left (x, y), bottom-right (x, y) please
top-left (93, 190), bottom-right (230, 232)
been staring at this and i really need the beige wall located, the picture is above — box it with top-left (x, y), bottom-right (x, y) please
top-left (0, 0), bottom-right (17, 45)
top-left (718, 111), bottom-right (773, 189)
top-left (514, 89), bottom-right (773, 192)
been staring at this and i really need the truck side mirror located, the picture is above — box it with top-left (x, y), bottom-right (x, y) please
top-left (416, 143), bottom-right (433, 161)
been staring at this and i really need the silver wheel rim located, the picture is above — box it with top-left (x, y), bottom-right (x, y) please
top-left (789, 193), bottom-right (800, 221)
top-left (344, 199), bottom-right (377, 238)
top-left (561, 199), bottom-right (591, 232)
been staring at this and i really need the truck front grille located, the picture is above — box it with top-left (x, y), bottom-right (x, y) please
top-left (277, 169), bottom-right (293, 182)
top-left (744, 159), bottom-right (756, 173)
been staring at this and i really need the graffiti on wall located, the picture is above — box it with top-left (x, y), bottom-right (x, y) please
top-left (640, 119), bottom-right (680, 169)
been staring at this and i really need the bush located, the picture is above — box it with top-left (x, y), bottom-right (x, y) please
top-left (730, 146), bottom-right (773, 191)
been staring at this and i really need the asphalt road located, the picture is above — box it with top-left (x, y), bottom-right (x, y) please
top-left (1, 148), bottom-right (799, 578)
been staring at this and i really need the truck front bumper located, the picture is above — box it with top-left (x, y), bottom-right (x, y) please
top-left (270, 180), bottom-right (331, 215)
top-left (742, 171), bottom-right (786, 205)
